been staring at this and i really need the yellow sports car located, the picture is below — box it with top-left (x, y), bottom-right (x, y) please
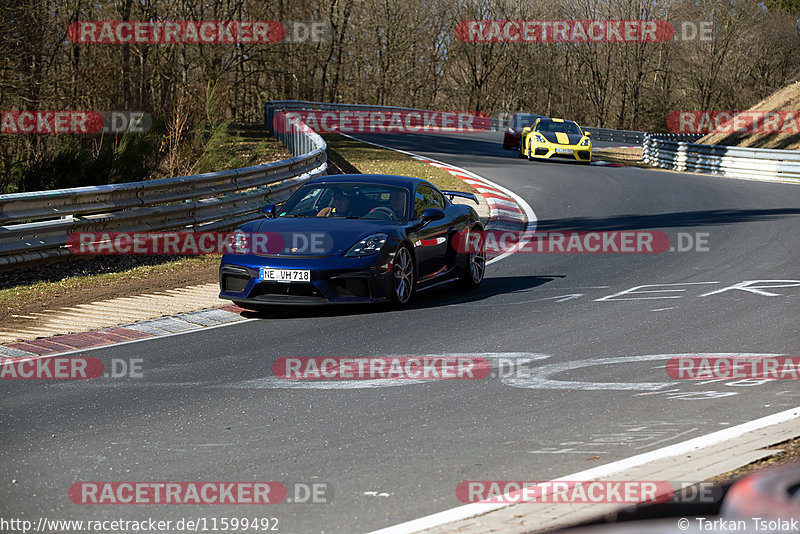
top-left (519, 118), bottom-right (592, 163)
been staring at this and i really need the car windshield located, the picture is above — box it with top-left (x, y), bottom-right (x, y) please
top-left (279, 182), bottom-right (409, 221)
top-left (536, 120), bottom-right (583, 135)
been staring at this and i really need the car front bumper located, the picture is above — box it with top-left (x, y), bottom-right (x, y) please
top-left (219, 254), bottom-right (394, 306)
top-left (530, 142), bottom-right (592, 161)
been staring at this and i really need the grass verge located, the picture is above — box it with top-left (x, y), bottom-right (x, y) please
top-left (189, 123), bottom-right (291, 175)
top-left (699, 80), bottom-right (800, 151)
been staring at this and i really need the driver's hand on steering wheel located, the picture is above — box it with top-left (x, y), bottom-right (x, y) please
top-left (367, 207), bottom-right (396, 220)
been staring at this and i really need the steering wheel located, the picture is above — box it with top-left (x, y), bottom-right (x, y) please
top-left (365, 207), bottom-right (396, 220)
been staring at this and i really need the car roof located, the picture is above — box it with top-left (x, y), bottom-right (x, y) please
top-left (539, 117), bottom-right (578, 125)
top-left (307, 174), bottom-right (430, 190)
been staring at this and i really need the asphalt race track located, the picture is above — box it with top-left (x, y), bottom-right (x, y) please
top-left (3, 130), bottom-right (800, 533)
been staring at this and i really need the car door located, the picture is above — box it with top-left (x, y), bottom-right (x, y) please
top-left (411, 184), bottom-right (450, 280)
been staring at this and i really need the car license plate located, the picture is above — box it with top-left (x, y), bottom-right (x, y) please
top-left (259, 268), bottom-right (311, 283)
top-left (555, 148), bottom-right (573, 154)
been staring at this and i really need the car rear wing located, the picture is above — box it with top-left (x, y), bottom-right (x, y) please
top-left (441, 190), bottom-right (479, 205)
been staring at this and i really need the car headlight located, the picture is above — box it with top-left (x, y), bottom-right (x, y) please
top-left (580, 137), bottom-right (591, 146)
top-left (345, 233), bottom-right (388, 257)
top-left (534, 133), bottom-right (546, 143)
top-left (230, 230), bottom-right (249, 254)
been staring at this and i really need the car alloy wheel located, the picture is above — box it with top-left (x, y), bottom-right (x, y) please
top-left (457, 227), bottom-right (486, 289)
top-left (392, 246), bottom-right (414, 304)
top-left (469, 245), bottom-right (486, 284)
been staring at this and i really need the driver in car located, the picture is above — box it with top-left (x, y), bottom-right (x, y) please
top-left (317, 192), bottom-right (352, 217)
top-left (389, 190), bottom-right (407, 219)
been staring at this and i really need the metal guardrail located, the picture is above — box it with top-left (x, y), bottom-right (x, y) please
top-left (581, 127), bottom-right (646, 144)
top-left (582, 128), bottom-right (702, 145)
top-left (643, 135), bottom-right (800, 182)
top-left (0, 109), bottom-right (327, 268)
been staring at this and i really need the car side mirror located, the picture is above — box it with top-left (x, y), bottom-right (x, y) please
top-left (420, 208), bottom-right (446, 224)
top-left (585, 131), bottom-right (591, 137)
top-left (261, 204), bottom-right (277, 218)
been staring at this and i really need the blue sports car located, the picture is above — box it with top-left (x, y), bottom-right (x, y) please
top-left (219, 174), bottom-right (486, 309)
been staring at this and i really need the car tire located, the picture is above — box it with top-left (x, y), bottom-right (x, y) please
top-left (391, 245), bottom-right (415, 306)
top-left (456, 226), bottom-right (486, 290)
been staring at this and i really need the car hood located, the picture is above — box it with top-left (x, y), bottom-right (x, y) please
top-left (539, 131), bottom-right (585, 145)
top-left (245, 217), bottom-right (399, 257)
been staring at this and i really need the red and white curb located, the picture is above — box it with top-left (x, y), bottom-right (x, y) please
top-left (0, 306), bottom-right (248, 359)
top-left (1, 136), bottom-right (537, 361)
top-left (412, 157), bottom-right (528, 230)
